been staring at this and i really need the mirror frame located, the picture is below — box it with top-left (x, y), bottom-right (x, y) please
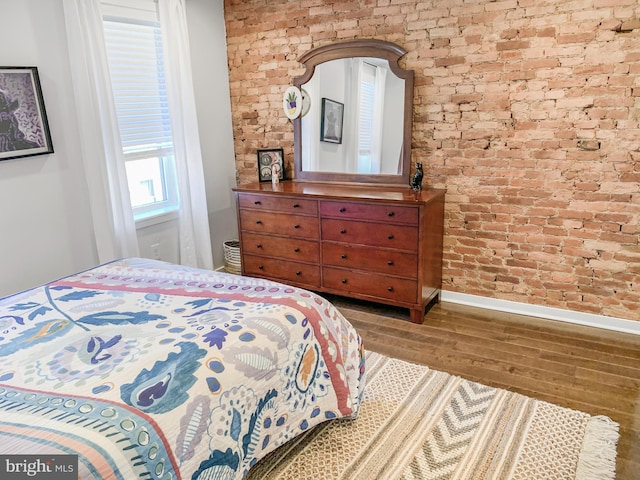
top-left (293, 39), bottom-right (414, 185)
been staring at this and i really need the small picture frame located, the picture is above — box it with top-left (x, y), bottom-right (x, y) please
top-left (320, 98), bottom-right (344, 144)
top-left (257, 148), bottom-right (285, 182)
top-left (0, 66), bottom-right (54, 161)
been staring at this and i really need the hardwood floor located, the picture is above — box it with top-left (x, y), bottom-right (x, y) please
top-left (327, 295), bottom-right (640, 480)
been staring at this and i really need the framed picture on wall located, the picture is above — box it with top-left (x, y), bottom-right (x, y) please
top-left (320, 98), bottom-right (344, 144)
top-left (257, 148), bottom-right (285, 182)
top-left (0, 66), bottom-right (54, 161)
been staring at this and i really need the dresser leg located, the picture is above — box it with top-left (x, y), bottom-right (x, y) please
top-left (410, 307), bottom-right (425, 324)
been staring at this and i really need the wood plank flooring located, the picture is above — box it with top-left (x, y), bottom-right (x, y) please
top-left (327, 295), bottom-right (640, 480)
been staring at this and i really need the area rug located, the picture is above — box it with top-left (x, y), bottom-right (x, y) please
top-left (247, 351), bottom-right (619, 479)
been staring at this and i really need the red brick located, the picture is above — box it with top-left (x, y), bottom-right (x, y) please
top-left (496, 40), bottom-right (530, 51)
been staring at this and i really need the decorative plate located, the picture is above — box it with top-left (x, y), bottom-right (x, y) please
top-left (283, 86), bottom-right (302, 120)
top-left (300, 89), bottom-right (311, 117)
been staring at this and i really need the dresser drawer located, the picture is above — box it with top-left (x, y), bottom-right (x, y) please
top-left (244, 255), bottom-right (320, 287)
top-left (321, 218), bottom-right (418, 251)
top-left (322, 243), bottom-right (417, 278)
top-left (238, 193), bottom-right (318, 215)
top-left (240, 210), bottom-right (319, 239)
top-left (323, 267), bottom-right (417, 303)
top-left (242, 233), bottom-right (319, 263)
top-left (320, 200), bottom-right (418, 224)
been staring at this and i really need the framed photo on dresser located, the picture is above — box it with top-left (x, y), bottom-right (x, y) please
top-left (257, 148), bottom-right (285, 182)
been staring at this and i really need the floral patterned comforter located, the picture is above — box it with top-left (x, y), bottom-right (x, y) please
top-left (0, 258), bottom-right (365, 479)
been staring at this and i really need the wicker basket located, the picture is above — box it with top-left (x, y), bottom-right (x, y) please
top-left (223, 240), bottom-right (242, 275)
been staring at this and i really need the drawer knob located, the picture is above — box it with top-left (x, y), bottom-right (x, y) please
top-left (296, 271), bottom-right (301, 276)
top-left (258, 265), bottom-right (264, 270)
top-left (388, 211), bottom-right (395, 217)
top-left (257, 244), bottom-right (262, 249)
top-left (293, 204), bottom-right (300, 208)
top-left (294, 224), bottom-right (300, 229)
top-left (341, 254), bottom-right (347, 259)
top-left (387, 260), bottom-right (394, 266)
top-left (388, 234), bottom-right (394, 240)
top-left (254, 200), bottom-right (261, 205)
top-left (341, 279), bottom-right (348, 284)
top-left (340, 229), bottom-right (346, 234)
top-left (339, 207), bottom-right (346, 213)
top-left (256, 220), bottom-right (262, 225)
top-left (387, 286), bottom-right (394, 292)
top-left (294, 248), bottom-right (300, 252)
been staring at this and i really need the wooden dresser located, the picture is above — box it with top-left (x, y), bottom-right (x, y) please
top-left (233, 182), bottom-right (445, 323)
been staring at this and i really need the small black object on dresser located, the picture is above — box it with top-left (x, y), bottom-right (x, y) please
top-left (410, 162), bottom-right (424, 191)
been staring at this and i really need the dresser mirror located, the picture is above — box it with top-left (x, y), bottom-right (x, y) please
top-left (293, 39), bottom-right (414, 185)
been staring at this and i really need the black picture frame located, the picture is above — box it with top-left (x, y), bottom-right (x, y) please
top-left (320, 98), bottom-right (344, 144)
top-left (0, 67), bottom-right (54, 161)
top-left (257, 148), bottom-right (285, 182)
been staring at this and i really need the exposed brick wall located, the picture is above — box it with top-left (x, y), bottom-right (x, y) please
top-left (223, 0), bottom-right (640, 322)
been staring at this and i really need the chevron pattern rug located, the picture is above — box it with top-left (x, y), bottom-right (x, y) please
top-left (247, 351), bottom-right (619, 480)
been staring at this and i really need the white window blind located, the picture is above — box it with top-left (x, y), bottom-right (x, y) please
top-left (104, 18), bottom-right (173, 159)
top-left (357, 62), bottom-right (376, 173)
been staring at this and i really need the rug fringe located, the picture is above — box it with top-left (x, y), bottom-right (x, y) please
top-left (575, 415), bottom-right (619, 480)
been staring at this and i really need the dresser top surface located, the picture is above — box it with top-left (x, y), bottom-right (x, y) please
top-left (233, 181), bottom-right (445, 204)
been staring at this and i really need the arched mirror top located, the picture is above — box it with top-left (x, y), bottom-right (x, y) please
top-left (293, 39), bottom-right (414, 185)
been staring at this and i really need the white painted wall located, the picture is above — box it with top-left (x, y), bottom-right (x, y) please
top-left (0, 0), bottom-right (237, 297)
top-left (186, 0), bottom-right (238, 268)
top-left (0, 0), bottom-right (97, 296)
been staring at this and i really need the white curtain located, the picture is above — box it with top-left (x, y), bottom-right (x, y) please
top-left (63, 0), bottom-right (213, 270)
top-left (158, 0), bottom-right (213, 270)
top-left (344, 58), bottom-right (359, 173)
top-left (301, 74), bottom-right (320, 171)
top-left (370, 65), bottom-right (387, 174)
top-left (62, 0), bottom-right (139, 263)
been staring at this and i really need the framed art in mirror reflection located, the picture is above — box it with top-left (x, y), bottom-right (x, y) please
top-left (320, 98), bottom-right (343, 144)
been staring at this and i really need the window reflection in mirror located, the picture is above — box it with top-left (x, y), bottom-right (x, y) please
top-left (301, 57), bottom-right (405, 175)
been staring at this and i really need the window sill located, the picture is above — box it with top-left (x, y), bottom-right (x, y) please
top-left (135, 208), bottom-right (179, 229)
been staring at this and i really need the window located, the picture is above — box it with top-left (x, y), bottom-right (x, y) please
top-left (102, 2), bottom-right (178, 222)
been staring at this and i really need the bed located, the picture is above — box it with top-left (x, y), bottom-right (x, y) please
top-left (0, 257), bottom-right (365, 479)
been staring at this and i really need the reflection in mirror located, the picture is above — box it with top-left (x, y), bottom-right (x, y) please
top-left (293, 39), bottom-right (414, 185)
top-left (301, 57), bottom-right (406, 175)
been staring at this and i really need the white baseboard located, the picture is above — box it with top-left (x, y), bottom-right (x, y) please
top-left (441, 291), bottom-right (640, 336)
